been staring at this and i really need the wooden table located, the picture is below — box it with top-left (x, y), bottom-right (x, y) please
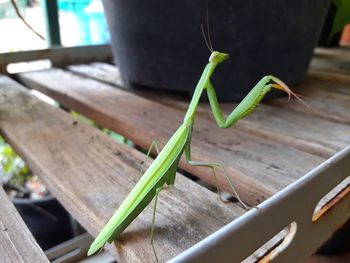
top-left (0, 47), bottom-right (349, 262)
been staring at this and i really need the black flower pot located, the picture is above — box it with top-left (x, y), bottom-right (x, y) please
top-left (103, 0), bottom-right (331, 101)
top-left (12, 196), bottom-right (74, 250)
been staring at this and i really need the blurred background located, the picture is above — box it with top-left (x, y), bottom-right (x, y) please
top-left (0, 0), bottom-right (110, 53)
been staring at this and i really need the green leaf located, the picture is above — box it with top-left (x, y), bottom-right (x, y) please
top-left (329, 0), bottom-right (350, 41)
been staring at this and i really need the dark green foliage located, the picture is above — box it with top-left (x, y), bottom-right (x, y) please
top-left (330, 0), bottom-right (350, 41)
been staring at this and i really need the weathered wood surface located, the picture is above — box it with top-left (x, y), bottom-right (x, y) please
top-left (310, 47), bottom-right (350, 75)
top-left (267, 47), bottom-right (350, 125)
top-left (68, 59), bottom-right (350, 126)
top-left (0, 75), bottom-right (246, 262)
top-left (18, 69), bottom-right (324, 206)
top-left (270, 76), bottom-right (350, 125)
top-left (68, 62), bottom-right (123, 87)
top-left (65, 61), bottom-right (350, 260)
top-left (67, 62), bottom-right (350, 159)
top-left (0, 187), bottom-right (48, 263)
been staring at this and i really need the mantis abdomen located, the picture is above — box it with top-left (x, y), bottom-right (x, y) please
top-left (88, 123), bottom-right (190, 255)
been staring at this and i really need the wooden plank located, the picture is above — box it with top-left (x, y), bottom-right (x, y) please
top-left (67, 63), bottom-right (350, 159)
top-left (0, 75), bottom-right (245, 262)
top-left (310, 47), bottom-right (350, 76)
top-left (306, 71), bottom-right (350, 96)
top-left (69, 62), bottom-right (350, 125)
top-left (282, 47), bottom-right (350, 123)
top-left (68, 61), bottom-right (350, 110)
top-left (17, 69), bottom-right (324, 206)
top-left (271, 87), bottom-right (350, 125)
top-left (311, 55), bottom-right (350, 76)
top-left (68, 62), bottom-right (123, 87)
top-left (270, 76), bottom-right (350, 125)
top-left (167, 101), bottom-right (350, 159)
top-left (0, 45), bottom-right (112, 72)
top-left (0, 187), bottom-right (48, 263)
top-left (314, 47), bottom-right (350, 59)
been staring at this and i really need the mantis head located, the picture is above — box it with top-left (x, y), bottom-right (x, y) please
top-left (209, 51), bottom-right (230, 64)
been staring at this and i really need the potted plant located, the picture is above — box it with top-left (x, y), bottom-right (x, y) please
top-left (0, 136), bottom-right (74, 250)
top-left (102, 0), bottom-right (331, 101)
top-left (319, 0), bottom-right (350, 46)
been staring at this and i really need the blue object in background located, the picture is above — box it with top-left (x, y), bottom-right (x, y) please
top-left (85, 0), bottom-right (110, 44)
top-left (58, 0), bottom-right (110, 46)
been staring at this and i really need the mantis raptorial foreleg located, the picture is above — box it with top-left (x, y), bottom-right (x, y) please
top-left (206, 76), bottom-right (294, 128)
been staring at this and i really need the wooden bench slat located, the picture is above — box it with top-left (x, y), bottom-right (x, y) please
top-left (271, 68), bottom-right (350, 125)
top-left (270, 76), bottom-right (350, 125)
top-left (67, 63), bottom-right (350, 159)
top-left (310, 47), bottom-right (350, 76)
top-left (78, 61), bottom-right (350, 126)
top-left (0, 187), bottom-right (48, 263)
top-left (0, 75), bottom-right (246, 262)
top-left (306, 72), bottom-right (350, 96)
top-left (18, 69), bottom-right (324, 205)
top-left (68, 62), bottom-right (123, 87)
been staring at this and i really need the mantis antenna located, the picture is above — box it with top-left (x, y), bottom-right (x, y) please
top-left (200, 0), bottom-right (214, 52)
top-left (201, 24), bottom-right (213, 52)
top-left (205, 0), bottom-right (214, 51)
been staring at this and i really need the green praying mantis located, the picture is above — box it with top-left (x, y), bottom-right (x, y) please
top-left (87, 48), bottom-right (302, 258)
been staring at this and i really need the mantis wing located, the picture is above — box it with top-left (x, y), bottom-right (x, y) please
top-left (88, 123), bottom-right (190, 255)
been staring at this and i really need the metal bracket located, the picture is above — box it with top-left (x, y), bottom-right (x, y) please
top-left (170, 146), bottom-right (350, 263)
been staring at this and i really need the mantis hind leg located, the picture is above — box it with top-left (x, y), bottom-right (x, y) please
top-left (138, 140), bottom-right (161, 181)
top-left (150, 162), bottom-right (177, 261)
top-left (187, 160), bottom-right (248, 209)
top-left (150, 185), bottom-right (173, 262)
top-left (185, 143), bottom-right (248, 209)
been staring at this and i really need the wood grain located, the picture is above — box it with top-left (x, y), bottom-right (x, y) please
top-left (311, 47), bottom-right (350, 75)
top-left (68, 61), bottom-right (350, 126)
top-left (133, 94), bottom-right (350, 159)
top-left (269, 48), bottom-right (350, 124)
top-left (18, 69), bottom-right (324, 205)
top-left (0, 75), bottom-right (246, 262)
top-left (67, 62), bottom-right (350, 159)
top-left (0, 187), bottom-right (48, 263)
top-left (270, 76), bottom-right (350, 125)
top-left (68, 62), bottom-right (123, 87)
top-left (306, 72), bottom-right (350, 96)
